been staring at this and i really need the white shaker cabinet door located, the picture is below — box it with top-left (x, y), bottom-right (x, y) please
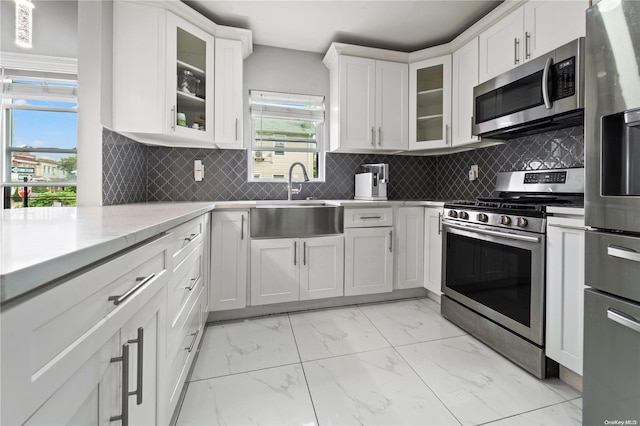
top-left (523, 0), bottom-right (588, 62)
top-left (251, 238), bottom-right (300, 305)
top-left (300, 235), bottom-right (345, 300)
top-left (338, 56), bottom-right (377, 150)
top-left (396, 207), bottom-right (425, 289)
top-left (375, 60), bottom-right (409, 151)
top-left (214, 38), bottom-right (244, 148)
top-left (424, 207), bottom-right (443, 296)
top-left (478, 6), bottom-right (524, 83)
top-left (452, 37), bottom-right (480, 146)
top-left (344, 227), bottom-right (394, 296)
top-left (210, 210), bottom-right (248, 311)
top-left (546, 217), bottom-right (585, 375)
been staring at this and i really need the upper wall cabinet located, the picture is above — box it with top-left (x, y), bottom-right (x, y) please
top-left (325, 52), bottom-right (408, 153)
top-left (451, 38), bottom-right (479, 147)
top-left (478, 0), bottom-right (588, 83)
top-left (111, 1), bottom-right (251, 149)
top-left (408, 55), bottom-right (451, 151)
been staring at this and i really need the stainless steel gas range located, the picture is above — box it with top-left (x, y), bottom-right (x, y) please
top-left (440, 168), bottom-right (584, 379)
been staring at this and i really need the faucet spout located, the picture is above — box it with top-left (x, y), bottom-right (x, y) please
top-left (288, 162), bottom-right (310, 200)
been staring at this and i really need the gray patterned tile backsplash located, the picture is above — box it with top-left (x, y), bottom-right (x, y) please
top-left (102, 126), bottom-right (584, 205)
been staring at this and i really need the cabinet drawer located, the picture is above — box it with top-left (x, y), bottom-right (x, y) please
top-left (344, 207), bottom-right (393, 228)
top-left (167, 288), bottom-right (204, 413)
top-left (1, 234), bottom-right (171, 426)
top-left (170, 216), bottom-right (205, 267)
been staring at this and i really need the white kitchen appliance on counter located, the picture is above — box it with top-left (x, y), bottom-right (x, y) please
top-left (355, 163), bottom-right (389, 201)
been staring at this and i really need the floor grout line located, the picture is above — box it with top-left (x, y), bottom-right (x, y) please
top-left (475, 399), bottom-right (583, 425)
top-left (188, 361), bottom-right (304, 383)
top-left (287, 313), bottom-right (321, 426)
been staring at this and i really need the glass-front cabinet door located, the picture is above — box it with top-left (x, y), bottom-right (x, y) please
top-left (166, 13), bottom-right (215, 143)
top-left (408, 55), bottom-right (451, 151)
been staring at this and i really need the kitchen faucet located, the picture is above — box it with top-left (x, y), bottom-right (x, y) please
top-left (287, 162), bottom-right (310, 200)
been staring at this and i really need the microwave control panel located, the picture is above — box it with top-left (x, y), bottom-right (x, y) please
top-left (554, 57), bottom-right (576, 99)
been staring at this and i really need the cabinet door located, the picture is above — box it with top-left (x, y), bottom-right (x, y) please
top-left (210, 211), bottom-right (248, 310)
top-left (344, 228), bottom-right (394, 296)
top-left (166, 12), bottom-right (215, 143)
top-left (409, 55), bottom-right (451, 150)
top-left (300, 235), bottom-right (345, 300)
top-left (523, 0), bottom-right (588, 61)
top-left (251, 239), bottom-right (299, 305)
top-left (546, 219), bottom-right (585, 375)
top-left (478, 6), bottom-right (524, 83)
top-left (214, 38), bottom-right (244, 148)
top-left (424, 207), bottom-right (443, 295)
top-left (396, 207), bottom-right (425, 289)
top-left (375, 60), bottom-right (408, 151)
top-left (122, 290), bottom-right (163, 426)
top-left (24, 333), bottom-right (121, 425)
top-left (338, 56), bottom-right (376, 150)
top-left (452, 38), bottom-right (480, 147)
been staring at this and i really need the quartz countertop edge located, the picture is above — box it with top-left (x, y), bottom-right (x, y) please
top-left (1, 199), bottom-right (446, 306)
top-left (0, 202), bottom-right (215, 305)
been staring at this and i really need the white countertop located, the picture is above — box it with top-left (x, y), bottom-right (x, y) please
top-left (1, 199), bottom-right (445, 305)
top-left (546, 206), bottom-right (585, 216)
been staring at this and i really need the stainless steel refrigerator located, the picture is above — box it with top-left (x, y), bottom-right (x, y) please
top-left (584, 0), bottom-right (640, 424)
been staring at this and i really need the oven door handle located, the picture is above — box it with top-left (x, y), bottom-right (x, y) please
top-left (444, 222), bottom-right (540, 243)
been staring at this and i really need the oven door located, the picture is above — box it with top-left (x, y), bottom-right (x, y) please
top-left (442, 221), bottom-right (545, 345)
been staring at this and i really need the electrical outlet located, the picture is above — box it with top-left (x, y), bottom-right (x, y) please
top-left (469, 164), bottom-right (479, 181)
top-left (194, 160), bottom-right (204, 182)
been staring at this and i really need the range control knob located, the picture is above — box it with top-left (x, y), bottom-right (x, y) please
top-left (448, 210), bottom-right (458, 219)
top-left (477, 213), bottom-right (489, 223)
top-left (516, 217), bottom-right (528, 228)
top-left (500, 215), bottom-right (512, 226)
top-left (459, 211), bottom-right (470, 220)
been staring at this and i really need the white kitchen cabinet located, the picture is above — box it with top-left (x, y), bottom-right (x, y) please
top-left (344, 227), bottom-right (394, 296)
top-left (300, 235), bottom-right (345, 300)
top-left (251, 236), bottom-right (344, 305)
top-left (214, 38), bottom-right (244, 148)
top-left (452, 38), bottom-right (480, 147)
top-left (251, 238), bottom-right (300, 305)
top-left (478, 1), bottom-right (588, 83)
top-left (546, 215), bottom-right (585, 375)
top-left (210, 210), bottom-right (248, 310)
top-left (424, 206), bottom-right (443, 296)
top-left (396, 207), bottom-right (425, 289)
top-left (328, 55), bottom-right (408, 152)
top-left (112, 2), bottom-right (215, 147)
top-left (409, 55), bottom-right (452, 151)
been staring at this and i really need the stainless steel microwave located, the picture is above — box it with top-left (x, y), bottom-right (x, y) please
top-left (472, 38), bottom-right (584, 139)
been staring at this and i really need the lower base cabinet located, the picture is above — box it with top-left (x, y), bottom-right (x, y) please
top-left (344, 227), bottom-right (394, 296)
top-left (396, 207), bottom-right (425, 289)
top-left (546, 215), bottom-right (585, 375)
top-left (424, 207), bottom-right (443, 295)
top-left (250, 235), bottom-right (344, 305)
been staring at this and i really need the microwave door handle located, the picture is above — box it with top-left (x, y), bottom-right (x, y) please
top-left (542, 57), bottom-right (553, 109)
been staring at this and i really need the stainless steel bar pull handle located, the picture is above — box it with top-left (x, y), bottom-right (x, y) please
top-left (127, 327), bottom-right (144, 405)
top-left (108, 273), bottom-right (155, 306)
top-left (445, 124), bottom-right (449, 144)
top-left (371, 127), bottom-right (375, 147)
top-left (241, 214), bottom-right (245, 240)
top-left (360, 216), bottom-right (382, 220)
top-left (607, 245), bottom-right (640, 263)
top-left (171, 106), bottom-right (176, 131)
top-left (184, 278), bottom-right (198, 291)
top-left (514, 38), bottom-right (520, 65)
top-left (185, 233), bottom-right (199, 242)
top-left (525, 32), bottom-right (531, 59)
top-left (389, 230), bottom-right (393, 253)
top-left (437, 212), bottom-right (442, 235)
top-left (378, 127), bottom-right (382, 146)
top-left (294, 241), bottom-right (297, 266)
top-left (185, 329), bottom-right (199, 352)
top-left (542, 57), bottom-right (553, 109)
top-left (110, 344), bottom-right (130, 425)
top-left (607, 309), bottom-right (640, 334)
top-left (303, 241), bottom-right (307, 266)
top-left (445, 223), bottom-right (540, 243)
top-left (235, 118), bottom-right (239, 141)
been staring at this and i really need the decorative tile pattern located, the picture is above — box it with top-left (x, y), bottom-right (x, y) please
top-left (102, 129), bottom-right (148, 205)
top-left (102, 125), bottom-right (584, 203)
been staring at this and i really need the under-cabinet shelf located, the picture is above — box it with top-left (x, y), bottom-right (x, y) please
top-left (177, 59), bottom-right (205, 78)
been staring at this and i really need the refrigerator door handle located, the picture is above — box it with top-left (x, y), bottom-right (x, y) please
top-left (607, 308), bottom-right (640, 334)
top-left (607, 245), bottom-right (640, 263)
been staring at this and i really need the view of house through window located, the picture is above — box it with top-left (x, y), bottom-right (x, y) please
top-left (1, 75), bottom-right (78, 208)
top-left (249, 90), bottom-right (325, 182)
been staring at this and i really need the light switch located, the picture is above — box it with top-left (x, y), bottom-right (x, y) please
top-left (194, 160), bottom-right (204, 182)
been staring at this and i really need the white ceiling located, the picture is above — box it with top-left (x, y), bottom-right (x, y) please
top-left (184, 1), bottom-right (502, 54)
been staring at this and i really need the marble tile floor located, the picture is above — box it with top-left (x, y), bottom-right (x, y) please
top-left (176, 297), bottom-right (582, 426)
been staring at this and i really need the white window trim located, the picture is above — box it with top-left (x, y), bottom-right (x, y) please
top-left (247, 90), bottom-right (326, 183)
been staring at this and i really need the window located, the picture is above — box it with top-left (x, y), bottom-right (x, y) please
top-left (248, 90), bottom-right (325, 182)
top-left (1, 71), bottom-right (78, 208)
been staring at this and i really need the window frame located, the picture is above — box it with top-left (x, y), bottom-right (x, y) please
top-left (247, 90), bottom-right (326, 183)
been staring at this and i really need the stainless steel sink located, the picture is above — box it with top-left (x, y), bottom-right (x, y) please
top-left (250, 204), bottom-right (344, 238)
